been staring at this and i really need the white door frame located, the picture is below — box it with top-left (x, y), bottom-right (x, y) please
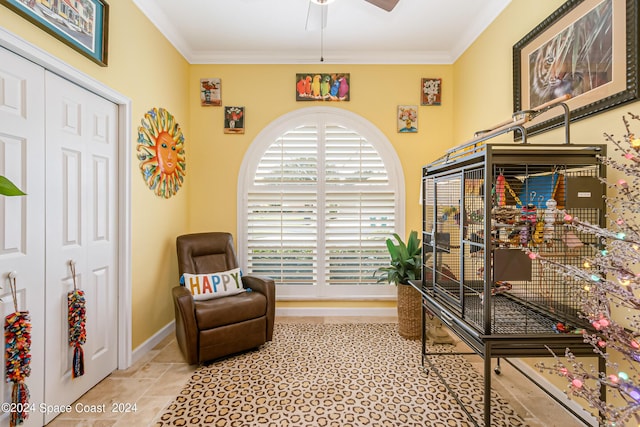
top-left (0, 27), bottom-right (133, 369)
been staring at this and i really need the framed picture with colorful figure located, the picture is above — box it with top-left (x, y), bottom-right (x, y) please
top-left (0, 0), bottom-right (109, 66)
top-left (200, 78), bottom-right (221, 106)
top-left (397, 105), bottom-right (418, 133)
top-left (224, 106), bottom-right (245, 134)
top-left (296, 73), bottom-right (350, 101)
top-left (421, 78), bottom-right (442, 106)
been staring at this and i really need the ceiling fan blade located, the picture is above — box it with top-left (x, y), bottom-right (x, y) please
top-left (364, 0), bottom-right (399, 12)
top-left (305, 2), bottom-right (328, 31)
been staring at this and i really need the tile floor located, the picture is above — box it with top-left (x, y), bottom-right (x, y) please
top-left (47, 316), bottom-right (590, 426)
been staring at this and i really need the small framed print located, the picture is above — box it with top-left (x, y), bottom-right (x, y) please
top-left (421, 78), bottom-right (442, 106)
top-left (224, 106), bottom-right (244, 134)
top-left (398, 105), bottom-right (417, 133)
top-left (200, 78), bottom-right (221, 106)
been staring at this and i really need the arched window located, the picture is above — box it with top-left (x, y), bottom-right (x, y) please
top-left (238, 107), bottom-right (404, 299)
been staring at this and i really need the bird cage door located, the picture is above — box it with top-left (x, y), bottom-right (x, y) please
top-left (433, 173), bottom-right (462, 309)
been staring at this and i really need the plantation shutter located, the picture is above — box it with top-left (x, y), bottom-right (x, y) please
top-left (245, 116), bottom-right (399, 297)
top-left (324, 125), bottom-right (394, 285)
top-left (248, 125), bottom-right (318, 285)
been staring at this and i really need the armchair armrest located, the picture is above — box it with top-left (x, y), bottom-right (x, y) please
top-left (242, 275), bottom-right (276, 341)
top-left (172, 286), bottom-right (199, 364)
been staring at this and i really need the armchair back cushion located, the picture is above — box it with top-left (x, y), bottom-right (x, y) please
top-left (177, 232), bottom-right (239, 276)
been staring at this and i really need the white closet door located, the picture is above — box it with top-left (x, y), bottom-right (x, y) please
top-left (0, 47), bottom-right (46, 427)
top-left (44, 71), bottom-right (118, 422)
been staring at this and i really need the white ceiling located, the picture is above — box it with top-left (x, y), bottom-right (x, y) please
top-left (132, 0), bottom-right (512, 64)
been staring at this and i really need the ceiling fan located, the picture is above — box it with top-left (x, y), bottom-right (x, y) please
top-left (306, 0), bottom-right (400, 31)
top-left (362, 0), bottom-right (400, 12)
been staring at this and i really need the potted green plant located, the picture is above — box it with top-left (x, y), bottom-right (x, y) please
top-left (375, 231), bottom-right (422, 340)
top-left (375, 231), bottom-right (421, 286)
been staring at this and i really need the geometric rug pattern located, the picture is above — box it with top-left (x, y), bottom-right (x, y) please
top-left (154, 323), bottom-right (527, 426)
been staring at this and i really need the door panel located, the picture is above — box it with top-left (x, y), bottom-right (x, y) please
top-left (44, 72), bottom-right (118, 423)
top-left (62, 149), bottom-right (82, 244)
top-left (0, 46), bottom-right (46, 427)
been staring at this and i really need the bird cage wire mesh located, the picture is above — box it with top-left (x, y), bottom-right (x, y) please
top-left (422, 147), bottom-right (605, 337)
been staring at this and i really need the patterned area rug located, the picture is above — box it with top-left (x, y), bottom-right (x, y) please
top-left (155, 323), bottom-right (526, 426)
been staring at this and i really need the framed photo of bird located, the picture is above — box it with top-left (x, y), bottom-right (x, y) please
top-left (295, 73), bottom-right (350, 101)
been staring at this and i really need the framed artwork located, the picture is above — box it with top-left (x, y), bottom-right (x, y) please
top-left (0, 0), bottom-right (109, 66)
top-left (200, 78), bottom-right (221, 106)
top-left (296, 73), bottom-right (350, 101)
top-left (513, 0), bottom-right (639, 136)
top-left (398, 105), bottom-right (418, 133)
top-left (421, 78), bottom-right (442, 106)
top-left (224, 106), bottom-right (245, 134)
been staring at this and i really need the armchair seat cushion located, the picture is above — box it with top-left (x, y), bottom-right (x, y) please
top-left (194, 291), bottom-right (267, 330)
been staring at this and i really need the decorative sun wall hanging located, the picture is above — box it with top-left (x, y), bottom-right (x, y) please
top-left (136, 107), bottom-right (186, 199)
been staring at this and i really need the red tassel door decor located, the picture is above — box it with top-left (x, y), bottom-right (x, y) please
top-left (4, 274), bottom-right (31, 427)
top-left (68, 261), bottom-right (86, 378)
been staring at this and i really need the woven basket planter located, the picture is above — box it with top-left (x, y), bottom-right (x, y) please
top-left (397, 283), bottom-right (421, 340)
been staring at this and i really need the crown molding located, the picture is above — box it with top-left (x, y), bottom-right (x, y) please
top-left (188, 49), bottom-right (455, 65)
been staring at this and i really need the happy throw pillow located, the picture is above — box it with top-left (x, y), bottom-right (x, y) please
top-left (180, 268), bottom-right (245, 300)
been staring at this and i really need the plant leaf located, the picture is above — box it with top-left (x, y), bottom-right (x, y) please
top-left (393, 233), bottom-right (410, 260)
top-left (385, 239), bottom-right (399, 261)
top-left (0, 176), bottom-right (25, 196)
top-left (407, 230), bottom-right (420, 255)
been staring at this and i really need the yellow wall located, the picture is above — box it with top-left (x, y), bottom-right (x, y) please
top-left (186, 65), bottom-right (458, 314)
top-left (187, 64), bottom-right (453, 237)
top-left (0, 1), bottom-right (191, 349)
top-left (186, 65), bottom-right (454, 313)
top-left (453, 0), bottom-right (564, 142)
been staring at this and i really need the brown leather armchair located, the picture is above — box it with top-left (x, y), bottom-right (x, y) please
top-left (172, 232), bottom-right (275, 364)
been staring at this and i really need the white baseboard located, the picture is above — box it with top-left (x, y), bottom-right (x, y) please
top-left (131, 320), bottom-right (175, 365)
top-left (507, 359), bottom-right (598, 427)
top-left (275, 307), bottom-right (397, 317)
